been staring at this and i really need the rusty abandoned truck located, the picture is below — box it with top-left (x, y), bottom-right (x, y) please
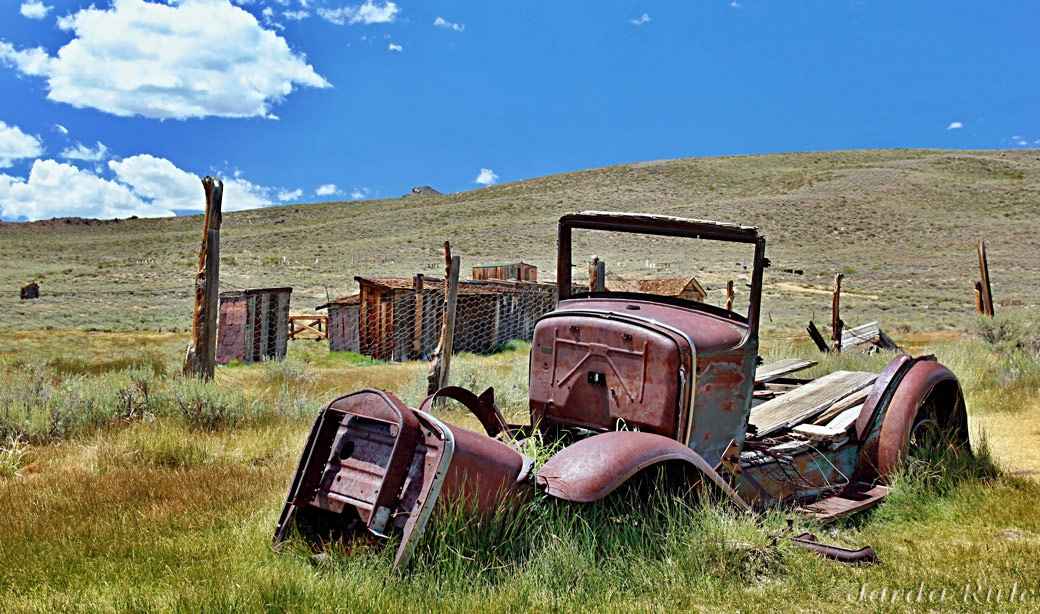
top-left (273, 211), bottom-right (970, 569)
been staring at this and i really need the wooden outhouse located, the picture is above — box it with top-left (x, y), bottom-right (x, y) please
top-left (216, 287), bottom-right (292, 365)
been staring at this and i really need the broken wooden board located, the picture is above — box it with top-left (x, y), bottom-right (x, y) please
top-left (841, 321), bottom-right (901, 353)
top-left (813, 385), bottom-right (871, 425)
top-left (754, 358), bottom-right (817, 385)
top-left (824, 403), bottom-right (864, 433)
top-left (749, 370), bottom-right (877, 438)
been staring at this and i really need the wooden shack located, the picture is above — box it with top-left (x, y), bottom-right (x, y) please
top-left (216, 287), bottom-right (292, 365)
top-left (350, 276), bottom-right (557, 362)
top-left (606, 277), bottom-right (707, 302)
top-left (20, 282), bottom-right (39, 300)
top-left (316, 294), bottom-right (360, 353)
top-left (472, 262), bottom-right (537, 282)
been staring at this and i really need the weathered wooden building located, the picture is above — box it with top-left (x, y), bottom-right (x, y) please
top-left (472, 262), bottom-right (537, 282)
top-left (316, 293), bottom-right (360, 353)
top-left (216, 287), bottom-right (292, 365)
top-left (327, 276), bottom-right (557, 362)
top-left (606, 277), bottom-right (707, 302)
top-left (20, 282), bottom-right (39, 300)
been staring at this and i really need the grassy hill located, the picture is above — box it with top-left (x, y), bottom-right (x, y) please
top-left (1, 148), bottom-right (1038, 333)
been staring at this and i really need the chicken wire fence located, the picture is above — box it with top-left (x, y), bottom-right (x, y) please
top-left (326, 287), bottom-right (557, 362)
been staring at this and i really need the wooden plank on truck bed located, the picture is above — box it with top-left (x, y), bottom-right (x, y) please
top-left (749, 371), bottom-right (877, 438)
top-left (754, 358), bottom-right (818, 384)
top-left (813, 386), bottom-right (871, 424)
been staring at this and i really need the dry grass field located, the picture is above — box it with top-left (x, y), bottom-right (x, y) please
top-left (2, 148), bottom-right (1040, 612)
top-left (1, 148), bottom-right (1038, 332)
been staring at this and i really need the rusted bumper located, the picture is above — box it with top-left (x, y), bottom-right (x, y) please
top-left (274, 389), bottom-right (532, 570)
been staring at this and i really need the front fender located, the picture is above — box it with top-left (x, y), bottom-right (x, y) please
top-left (535, 431), bottom-right (749, 510)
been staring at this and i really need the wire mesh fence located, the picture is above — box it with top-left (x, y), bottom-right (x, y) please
top-left (326, 283), bottom-right (557, 362)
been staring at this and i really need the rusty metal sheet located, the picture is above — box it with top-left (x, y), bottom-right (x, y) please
top-left (536, 431), bottom-right (748, 509)
top-left (798, 483), bottom-right (890, 522)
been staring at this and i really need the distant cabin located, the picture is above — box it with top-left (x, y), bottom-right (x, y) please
top-left (20, 282), bottom-right (39, 300)
top-left (403, 186), bottom-right (441, 197)
top-left (216, 287), bottom-right (292, 365)
top-left (472, 262), bottom-right (537, 282)
top-left (606, 277), bottom-right (707, 302)
top-left (316, 293), bottom-right (361, 354)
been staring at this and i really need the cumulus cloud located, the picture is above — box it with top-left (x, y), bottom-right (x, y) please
top-left (630, 13), bottom-right (650, 25)
top-left (318, 1), bottom-right (398, 25)
top-left (19, 0), bottom-right (51, 19)
top-left (60, 141), bottom-right (109, 162)
top-left (315, 183), bottom-right (340, 196)
top-left (0, 121), bottom-right (43, 168)
top-left (947, 121), bottom-right (963, 130)
top-left (0, 152), bottom-right (281, 220)
top-left (475, 168), bottom-right (498, 186)
top-left (434, 17), bottom-right (464, 32)
top-left (277, 187), bottom-right (302, 201)
top-left (388, 42), bottom-right (402, 51)
top-left (350, 187), bottom-right (371, 199)
top-left (0, 0), bottom-right (329, 120)
top-left (0, 159), bottom-right (161, 220)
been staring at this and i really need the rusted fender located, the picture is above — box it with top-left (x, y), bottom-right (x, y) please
top-left (857, 357), bottom-right (969, 479)
top-left (535, 431), bottom-right (749, 510)
top-left (418, 386), bottom-right (511, 439)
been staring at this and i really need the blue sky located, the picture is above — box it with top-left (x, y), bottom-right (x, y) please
top-left (0, 0), bottom-right (1037, 221)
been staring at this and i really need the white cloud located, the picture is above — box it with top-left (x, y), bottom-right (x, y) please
top-left (475, 168), bottom-right (498, 186)
top-left (0, 0), bottom-right (329, 120)
top-left (60, 141), bottom-right (108, 162)
top-left (315, 183), bottom-right (340, 196)
top-left (947, 121), bottom-right (963, 130)
top-left (433, 17), bottom-right (464, 32)
top-left (277, 187), bottom-right (302, 201)
top-left (1016, 139), bottom-right (1028, 146)
top-left (350, 187), bottom-right (371, 199)
top-left (318, 1), bottom-right (398, 25)
top-left (630, 13), bottom-right (650, 25)
top-left (0, 121), bottom-right (43, 168)
top-left (0, 152), bottom-right (284, 220)
top-left (730, 1), bottom-right (742, 8)
top-left (20, 0), bottom-right (51, 19)
top-left (53, 124), bottom-right (68, 135)
top-left (388, 42), bottom-right (402, 51)
top-left (0, 159), bottom-right (161, 220)
top-left (283, 10), bottom-right (309, 20)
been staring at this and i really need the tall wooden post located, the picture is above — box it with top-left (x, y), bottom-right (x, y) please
top-left (974, 281), bottom-right (984, 315)
top-left (831, 272), bottom-right (844, 353)
top-left (977, 239), bottom-right (994, 316)
top-left (726, 280), bottom-right (735, 312)
top-left (183, 176), bottom-right (223, 379)
top-left (588, 256), bottom-right (605, 292)
top-left (412, 273), bottom-right (425, 360)
top-left (428, 243), bottom-right (460, 396)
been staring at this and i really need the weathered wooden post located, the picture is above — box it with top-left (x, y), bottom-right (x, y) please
top-left (726, 280), bottom-right (735, 312)
top-left (183, 176), bottom-right (223, 379)
top-left (974, 281), bottom-right (984, 315)
top-left (831, 272), bottom-right (844, 353)
top-left (427, 243), bottom-right (460, 395)
top-left (588, 256), bottom-right (605, 292)
top-left (977, 239), bottom-right (994, 316)
top-left (412, 273), bottom-right (424, 360)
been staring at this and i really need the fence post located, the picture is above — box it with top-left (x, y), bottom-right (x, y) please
top-left (831, 272), bottom-right (844, 353)
top-left (726, 280), bottom-right (734, 312)
top-left (428, 243), bottom-right (460, 395)
top-left (183, 176), bottom-right (223, 379)
top-left (588, 256), bottom-right (605, 292)
top-left (974, 281), bottom-right (984, 315)
top-left (412, 273), bottom-right (424, 360)
top-left (977, 239), bottom-right (994, 316)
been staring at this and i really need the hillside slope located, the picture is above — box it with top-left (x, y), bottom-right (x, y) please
top-left (1, 148), bottom-right (1037, 333)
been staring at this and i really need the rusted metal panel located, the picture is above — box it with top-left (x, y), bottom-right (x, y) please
top-left (275, 389), bottom-right (532, 571)
top-left (536, 431), bottom-right (748, 509)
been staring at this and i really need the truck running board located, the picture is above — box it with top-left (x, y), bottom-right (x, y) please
top-left (798, 482), bottom-right (890, 522)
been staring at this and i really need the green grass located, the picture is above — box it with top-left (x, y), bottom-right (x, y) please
top-left (2, 148), bottom-right (1039, 333)
top-left (1, 322), bottom-right (1040, 612)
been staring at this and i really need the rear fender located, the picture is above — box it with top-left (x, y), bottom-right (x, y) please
top-left (856, 358), bottom-right (969, 480)
top-left (535, 431), bottom-right (749, 510)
